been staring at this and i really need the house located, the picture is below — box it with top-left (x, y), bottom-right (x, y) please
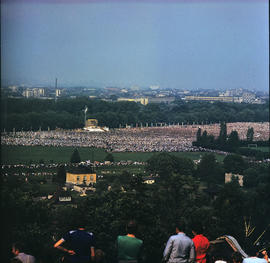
top-left (225, 173), bottom-right (244, 187)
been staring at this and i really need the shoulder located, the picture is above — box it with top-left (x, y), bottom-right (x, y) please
top-left (183, 234), bottom-right (194, 244)
top-left (169, 234), bottom-right (179, 241)
top-left (67, 230), bottom-right (77, 235)
top-left (135, 237), bottom-right (143, 245)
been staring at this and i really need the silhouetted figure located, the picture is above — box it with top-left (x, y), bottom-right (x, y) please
top-left (54, 225), bottom-right (95, 263)
top-left (11, 243), bottom-right (35, 263)
top-left (116, 220), bottom-right (143, 263)
top-left (192, 224), bottom-right (210, 263)
top-left (163, 222), bottom-right (195, 263)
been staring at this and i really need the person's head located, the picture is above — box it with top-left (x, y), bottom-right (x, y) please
top-left (256, 250), bottom-right (266, 259)
top-left (192, 223), bottom-right (204, 236)
top-left (73, 220), bottom-right (86, 229)
top-left (12, 243), bottom-right (23, 256)
top-left (231, 252), bottom-right (242, 263)
top-left (126, 220), bottom-right (137, 235)
top-left (175, 222), bottom-right (186, 233)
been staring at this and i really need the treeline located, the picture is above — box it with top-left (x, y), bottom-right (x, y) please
top-left (1, 97), bottom-right (269, 131)
top-left (193, 122), bottom-right (270, 159)
top-left (2, 153), bottom-right (270, 262)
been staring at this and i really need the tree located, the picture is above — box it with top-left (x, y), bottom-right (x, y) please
top-left (175, 157), bottom-right (195, 176)
top-left (105, 153), bottom-right (114, 162)
top-left (243, 168), bottom-right (258, 188)
top-left (196, 153), bottom-right (224, 185)
top-left (196, 128), bottom-right (202, 143)
top-left (246, 127), bottom-right (254, 142)
top-left (213, 180), bottom-right (248, 238)
top-left (53, 165), bottom-right (66, 185)
top-left (227, 130), bottom-right (240, 152)
top-left (146, 153), bottom-right (178, 179)
top-left (218, 122), bottom-right (227, 146)
top-left (70, 148), bottom-right (81, 163)
top-left (223, 154), bottom-right (246, 174)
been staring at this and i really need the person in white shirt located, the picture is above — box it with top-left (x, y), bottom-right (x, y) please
top-left (12, 242), bottom-right (35, 263)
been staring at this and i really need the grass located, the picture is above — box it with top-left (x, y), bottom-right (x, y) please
top-left (39, 183), bottom-right (58, 195)
top-left (240, 146), bottom-right (269, 153)
top-left (253, 146), bottom-right (269, 152)
top-left (1, 145), bottom-right (107, 164)
top-left (1, 145), bottom-right (226, 165)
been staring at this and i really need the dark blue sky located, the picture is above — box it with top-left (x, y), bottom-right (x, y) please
top-left (1, 0), bottom-right (269, 91)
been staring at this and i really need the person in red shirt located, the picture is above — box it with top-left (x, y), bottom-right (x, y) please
top-left (192, 224), bottom-right (210, 263)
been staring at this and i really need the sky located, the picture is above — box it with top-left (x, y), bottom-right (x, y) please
top-left (1, 0), bottom-right (269, 91)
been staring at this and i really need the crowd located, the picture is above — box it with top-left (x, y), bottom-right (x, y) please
top-left (3, 122), bottom-right (268, 153)
top-left (10, 220), bottom-right (269, 263)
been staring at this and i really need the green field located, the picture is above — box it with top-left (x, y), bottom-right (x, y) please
top-left (253, 146), bottom-right (270, 152)
top-left (1, 145), bottom-right (225, 164)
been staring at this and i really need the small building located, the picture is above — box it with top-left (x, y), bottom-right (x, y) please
top-left (66, 172), bottom-right (96, 186)
top-left (84, 119), bottom-right (109, 132)
top-left (85, 119), bottom-right (98, 128)
top-left (143, 177), bottom-right (155, 184)
top-left (225, 173), bottom-right (244, 187)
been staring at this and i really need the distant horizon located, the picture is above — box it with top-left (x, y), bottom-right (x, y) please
top-left (1, 0), bottom-right (269, 92)
top-left (2, 82), bottom-right (269, 95)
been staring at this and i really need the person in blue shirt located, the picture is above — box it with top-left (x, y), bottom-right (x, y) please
top-left (54, 225), bottom-right (95, 263)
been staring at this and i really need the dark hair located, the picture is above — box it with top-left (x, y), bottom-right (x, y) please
top-left (192, 223), bottom-right (204, 234)
top-left (257, 251), bottom-right (265, 259)
top-left (126, 220), bottom-right (137, 235)
top-left (176, 221), bottom-right (186, 232)
top-left (232, 252), bottom-right (242, 263)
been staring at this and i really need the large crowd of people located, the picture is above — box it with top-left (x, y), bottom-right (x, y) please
top-left (2, 122), bottom-right (269, 153)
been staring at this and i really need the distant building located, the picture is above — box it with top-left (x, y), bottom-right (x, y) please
top-left (242, 92), bottom-right (256, 103)
top-left (185, 96), bottom-right (235, 103)
top-left (22, 88), bottom-right (45, 98)
top-left (22, 89), bottom-right (34, 98)
top-left (117, 97), bottom-right (149, 105)
top-left (225, 173), bottom-right (244, 187)
top-left (148, 97), bottom-right (175, 104)
top-left (143, 177), bottom-right (155, 184)
top-left (84, 119), bottom-right (109, 132)
top-left (8, 85), bottom-right (18, 92)
top-left (66, 172), bottom-right (97, 186)
top-left (85, 119), bottom-right (98, 128)
top-left (56, 89), bottom-right (62, 97)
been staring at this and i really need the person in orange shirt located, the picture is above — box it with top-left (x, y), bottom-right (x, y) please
top-left (192, 224), bottom-right (210, 263)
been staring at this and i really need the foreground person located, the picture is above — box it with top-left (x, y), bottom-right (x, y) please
top-left (163, 222), bottom-right (195, 263)
top-left (192, 224), bottom-right (210, 263)
top-left (116, 220), bottom-right (143, 263)
top-left (12, 242), bottom-right (35, 263)
top-left (54, 225), bottom-right (95, 263)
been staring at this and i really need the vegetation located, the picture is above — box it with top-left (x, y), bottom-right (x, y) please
top-left (1, 97), bottom-right (269, 131)
top-left (70, 148), bottom-right (81, 163)
top-left (1, 145), bottom-right (226, 164)
top-left (2, 152), bottom-right (270, 263)
top-left (193, 122), bottom-right (270, 160)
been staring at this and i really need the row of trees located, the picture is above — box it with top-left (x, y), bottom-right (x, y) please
top-left (1, 97), bottom-right (269, 131)
top-left (2, 152), bottom-right (270, 262)
top-left (193, 122), bottom-right (269, 159)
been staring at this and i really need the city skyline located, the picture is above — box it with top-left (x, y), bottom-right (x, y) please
top-left (1, 0), bottom-right (269, 91)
